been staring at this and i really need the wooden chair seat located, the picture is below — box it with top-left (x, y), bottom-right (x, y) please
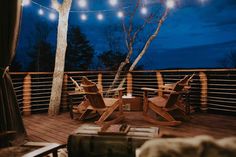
top-left (148, 96), bottom-right (168, 108)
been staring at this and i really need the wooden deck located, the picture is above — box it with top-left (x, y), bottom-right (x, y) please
top-left (23, 112), bottom-right (236, 144)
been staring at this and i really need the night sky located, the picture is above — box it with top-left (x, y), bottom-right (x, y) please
top-left (16, 0), bottom-right (236, 70)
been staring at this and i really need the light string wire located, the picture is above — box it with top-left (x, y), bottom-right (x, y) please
top-left (29, 0), bottom-right (134, 13)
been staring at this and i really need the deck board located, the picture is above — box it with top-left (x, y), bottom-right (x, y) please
top-left (23, 112), bottom-right (236, 144)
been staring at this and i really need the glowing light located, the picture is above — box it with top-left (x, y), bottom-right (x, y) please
top-left (22, 0), bottom-right (31, 6)
top-left (80, 14), bottom-right (87, 21)
top-left (78, 0), bottom-right (87, 8)
top-left (166, 0), bottom-right (175, 9)
top-left (109, 0), bottom-right (118, 6)
top-left (199, 0), bottom-right (207, 4)
top-left (117, 11), bottom-right (124, 18)
top-left (141, 7), bottom-right (148, 15)
top-left (49, 13), bottom-right (56, 20)
top-left (97, 13), bottom-right (104, 20)
top-left (38, 8), bottom-right (44, 15)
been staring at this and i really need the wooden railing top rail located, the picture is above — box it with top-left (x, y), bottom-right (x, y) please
top-left (9, 68), bottom-right (236, 75)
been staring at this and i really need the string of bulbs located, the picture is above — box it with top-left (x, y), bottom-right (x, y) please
top-left (21, 0), bottom-right (178, 21)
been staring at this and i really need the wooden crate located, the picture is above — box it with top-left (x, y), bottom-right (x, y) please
top-left (122, 97), bottom-right (143, 111)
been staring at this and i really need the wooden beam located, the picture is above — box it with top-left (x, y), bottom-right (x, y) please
top-left (23, 74), bottom-right (31, 116)
top-left (199, 72), bottom-right (208, 111)
top-left (127, 72), bottom-right (133, 95)
top-left (156, 71), bottom-right (164, 96)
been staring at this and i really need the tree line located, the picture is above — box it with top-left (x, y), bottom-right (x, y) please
top-left (11, 21), bottom-right (142, 72)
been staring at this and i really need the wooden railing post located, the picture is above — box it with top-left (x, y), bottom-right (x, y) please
top-left (61, 74), bottom-right (68, 111)
top-left (199, 72), bottom-right (208, 111)
top-left (23, 74), bottom-right (31, 116)
top-left (156, 71), bottom-right (164, 96)
top-left (127, 72), bottom-right (132, 96)
top-left (98, 73), bottom-right (103, 94)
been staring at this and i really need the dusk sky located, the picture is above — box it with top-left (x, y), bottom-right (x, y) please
top-left (16, 0), bottom-right (236, 70)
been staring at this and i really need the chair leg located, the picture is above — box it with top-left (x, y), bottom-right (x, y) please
top-left (95, 102), bottom-right (120, 125)
top-left (149, 102), bottom-right (176, 122)
top-left (79, 109), bottom-right (93, 121)
top-left (143, 114), bottom-right (181, 126)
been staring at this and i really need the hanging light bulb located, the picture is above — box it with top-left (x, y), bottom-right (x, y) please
top-left (97, 13), bottom-right (104, 20)
top-left (117, 11), bottom-right (124, 18)
top-left (78, 0), bottom-right (87, 8)
top-left (166, 0), bottom-right (175, 9)
top-left (22, 0), bottom-right (31, 6)
top-left (199, 0), bottom-right (207, 4)
top-left (80, 14), bottom-right (87, 21)
top-left (109, 0), bottom-right (118, 6)
top-left (49, 12), bottom-right (56, 20)
top-left (38, 8), bottom-right (44, 15)
top-left (140, 7), bottom-right (148, 15)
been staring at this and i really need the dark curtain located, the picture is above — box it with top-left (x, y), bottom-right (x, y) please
top-left (0, 0), bottom-right (26, 147)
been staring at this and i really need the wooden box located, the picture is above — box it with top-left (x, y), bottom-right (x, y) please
top-left (122, 97), bottom-right (142, 111)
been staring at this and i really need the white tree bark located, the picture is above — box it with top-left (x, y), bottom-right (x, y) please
top-left (48, 0), bottom-right (72, 116)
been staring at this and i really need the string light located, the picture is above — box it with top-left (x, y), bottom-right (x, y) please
top-left (109, 0), bottom-right (118, 6)
top-left (80, 14), bottom-right (87, 20)
top-left (22, 0), bottom-right (31, 6)
top-left (49, 12), bottom-right (56, 20)
top-left (141, 6), bottom-right (148, 15)
top-left (38, 8), bottom-right (44, 15)
top-left (199, 0), bottom-right (207, 5)
top-left (166, 0), bottom-right (175, 9)
top-left (23, 0), bottom-right (207, 22)
top-left (97, 13), bottom-right (104, 20)
top-left (78, 0), bottom-right (87, 8)
top-left (117, 11), bottom-right (124, 18)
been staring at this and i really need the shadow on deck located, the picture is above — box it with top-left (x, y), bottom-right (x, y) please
top-left (23, 112), bottom-right (236, 144)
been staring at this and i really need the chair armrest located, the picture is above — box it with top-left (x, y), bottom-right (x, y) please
top-left (23, 142), bottom-right (66, 157)
top-left (141, 87), bottom-right (158, 92)
top-left (142, 87), bottom-right (175, 93)
top-left (106, 87), bottom-right (125, 92)
top-left (101, 88), bottom-right (125, 93)
top-left (159, 84), bottom-right (175, 89)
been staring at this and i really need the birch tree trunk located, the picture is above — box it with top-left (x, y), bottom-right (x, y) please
top-left (48, 0), bottom-right (72, 116)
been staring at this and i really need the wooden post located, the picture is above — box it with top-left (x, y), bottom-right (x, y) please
top-left (97, 73), bottom-right (103, 94)
top-left (61, 74), bottom-right (68, 111)
top-left (156, 71), bottom-right (164, 96)
top-left (23, 74), bottom-right (31, 116)
top-left (199, 72), bottom-right (208, 111)
top-left (127, 73), bottom-right (132, 96)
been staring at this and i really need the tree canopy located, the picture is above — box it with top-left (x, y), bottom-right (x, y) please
top-left (65, 26), bottom-right (94, 71)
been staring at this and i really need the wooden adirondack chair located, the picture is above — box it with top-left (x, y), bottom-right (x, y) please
top-left (159, 74), bottom-right (195, 114)
top-left (79, 76), bottom-right (125, 125)
top-left (142, 75), bottom-right (192, 126)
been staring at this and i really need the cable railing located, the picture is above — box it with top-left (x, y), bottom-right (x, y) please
top-left (9, 69), bottom-right (236, 115)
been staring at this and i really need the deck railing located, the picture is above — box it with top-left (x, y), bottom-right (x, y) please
top-left (10, 69), bottom-right (236, 115)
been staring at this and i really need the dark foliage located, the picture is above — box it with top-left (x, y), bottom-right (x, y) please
top-left (65, 27), bottom-right (94, 71)
top-left (98, 50), bottom-right (144, 71)
top-left (27, 41), bottom-right (55, 72)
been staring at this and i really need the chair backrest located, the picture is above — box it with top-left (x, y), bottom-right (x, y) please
top-left (173, 75), bottom-right (190, 91)
top-left (81, 76), bottom-right (106, 109)
top-left (165, 75), bottom-right (190, 108)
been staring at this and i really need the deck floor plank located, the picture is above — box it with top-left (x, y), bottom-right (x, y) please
top-left (23, 112), bottom-right (236, 144)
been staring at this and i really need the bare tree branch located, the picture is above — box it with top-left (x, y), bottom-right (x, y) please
top-left (129, 9), bottom-right (169, 71)
top-left (122, 18), bottom-right (129, 50)
top-left (51, 0), bottom-right (61, 11)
